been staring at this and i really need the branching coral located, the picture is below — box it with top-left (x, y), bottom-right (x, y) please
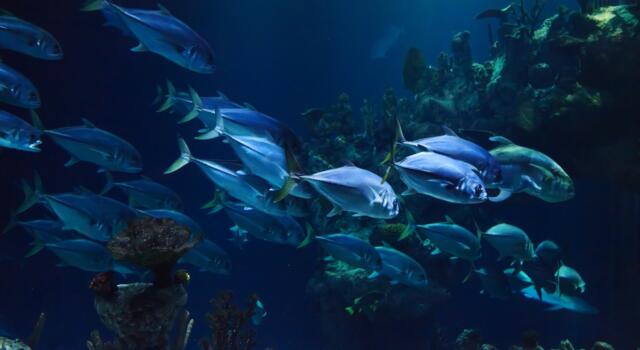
top-left (199, 291), bottom-right (258, 350)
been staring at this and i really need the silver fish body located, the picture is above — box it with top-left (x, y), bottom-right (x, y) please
top-left (45, 239), bottom-right (113, 272)
top-left (373, 246), bottom-right (428, 288)
top-left (483, 223), bottom-right (535, 262)
top-left (316, 233), bottom-right (382, 271)
top-left (0, 110), bottom-right (42, 152)
top-left (0, 63), bottom-right (39, 108)
top-left (0, 13), bottom-right (63, 59)
top-left (417, 221), bottom-right (481, 261)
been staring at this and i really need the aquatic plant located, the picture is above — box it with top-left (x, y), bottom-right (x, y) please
top-left (199, 291), bottom-right (258, 350)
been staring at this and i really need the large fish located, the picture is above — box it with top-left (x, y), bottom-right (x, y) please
top-left (520, 285), bottom-right (598, 314)
top-left (0, 63), bottom-right (39, 109)
top-left (0, 110), bottom-right (42, 152)
top-left (45, 119), bottom-right (142, 173)
top-left (489, 136), bottom-right (570, 178)
top-left (224, 202), bottom-right (311, 248)
top-left (369, 246), bottom-right (428, 288)
top-left (555, 265), bottom-right (586, 296)
top-left (396, 122), bottom-right (501, 184)
top-left (82, 0), bottom-right (215, 73)
top-left (522, 163), bottom-right (575, 203)
top-left (225, 134), bottom-right (312, 199)
top-left (165, 138), bottom-right (294, 217)
top-left (315, 233), bottom-right (382, 271)
top-left (417, 217), bottom-right (481, 262)
top-left (45, 239), bottom-right (113, 272)
top-left (394, 152), bottom-right (487, 204)
top-left (482, 223), bottom-right (535, 264)
top-left (179, 239), bottom-right (231, 275)
top-left (16, 219), bottom-right (74, 257)
top-left (0, 11), bottom-right (63, 59)
top-left (298, 165), bottom-right (399, 219)
top-left (535, 240), bottom-right (563, 269)
top-left (103, 177), bottom-right (182, 210)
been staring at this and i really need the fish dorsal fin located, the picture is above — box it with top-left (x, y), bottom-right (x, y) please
top-left (81, 118), bottom-right (97, 128)
top-left (342, 159), bottom-right (356, 167)
top-left (244, 102), bottom-right (257, 111)
top-left (157, 4), bottom-right (173, 16)
top-left (216, 90), bottom-right (229, 100)
top-left (444, 215), bottom-right (454, 224)
top-left (442, 125), bottom-right (458, 137)
top-left (489, 135), bottom-right (514, 145)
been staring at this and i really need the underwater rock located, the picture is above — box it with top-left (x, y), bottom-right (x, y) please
top-left (451, 31), bottom-right (473, 81)
top-left (402, 47), bottom-right (429, 93)
top-left (199, 291), bottom-right (257, 350)
top-left (94, 282), bottom-right (188, 350)
top-left (455, 329), bottom-right (482, 350)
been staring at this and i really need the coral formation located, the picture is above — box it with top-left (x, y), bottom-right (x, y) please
top-left (199, 291), bottom-right (258, 350)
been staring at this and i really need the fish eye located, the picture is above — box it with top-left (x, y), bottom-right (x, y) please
top-left (474, 185), bottom-right (483, 197)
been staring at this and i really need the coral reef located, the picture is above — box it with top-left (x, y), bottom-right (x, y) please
top-left (199, 291), bottom-right (258, 350)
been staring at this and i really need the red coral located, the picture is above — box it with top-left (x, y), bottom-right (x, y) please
top-left (200, 291), bottom-right (258, 350)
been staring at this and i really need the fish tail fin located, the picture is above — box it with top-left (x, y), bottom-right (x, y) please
top-left (297, 223), bottom-right (315, 249)
top-left (195, 105), bottom-right (223, 140)
top-left (16, 172), bottom-right (43, 215)
top-left (202, 189), bottom-right (225, 214)
top-left (2, 211), bottom-right (18, 234)
top-left (273, 146), bottom-right (302, 203)
top-left (381, 118), bottom-right (402, 183)
top-left (24, 240), bottom-right (45, 258)
top-left (397, 210), bottom-right (415, 241)
top-left (156, 80), bottom-right (177, 112)
top-left (165, 138), bottom-right (192, 174)
top-left (177, 86), bottom-right (202, 124)
top-left (100, 171), bottom-right (115, 195)
top-left (30, 110), bottom-right (44, 130)
top-left (473, 220), bottom-right (483, 240)
top-left (462, 261), bottom-right (475, 283)
top-left (80, 0), bottom-right (106, 11)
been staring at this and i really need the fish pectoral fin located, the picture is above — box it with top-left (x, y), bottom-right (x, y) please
top-left (130, 42), bottom-right (148, 52)
top-left (545, 305), bottom-right (563, 312)
top-left (389, 280), bottom-right (400, 285)
top-left (401, 188), bottom-right (417, 196)
top-left (430, 247), bottom-right (442, 256)
top-left (522, 175), bottom-right (542, 191)
top-left (352, 213), bottom-right (365, 217)
top-left (64, 157), bottom-right (79, 167)
top-left (327, 206), bottom-right (342, 218)
top-left (157, 3), bottom-right (174, 16)
top-left (489, 189), bottom-right (512, 202)
top-left (323, 256), bottom-right (335, 262)
top-left (367, 271), bottom-right (380, 280)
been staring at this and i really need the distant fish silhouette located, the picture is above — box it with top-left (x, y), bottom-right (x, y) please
top-left (370, 25), bottom-right (404, 60)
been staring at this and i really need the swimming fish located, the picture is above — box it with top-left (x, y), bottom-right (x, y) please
top-left (485, 163), bottom-right (541, 202)
top-left (520, 285), bottom-right (598, 314)
top-left (482, 223), bottom-right (535, 265)
top-left (103, 176), bottom-right (182, 210)
top-left (370, 25), bottom-right (403, 60)
top-left (224, 202), bottom-right (312, 248)
top-left (251, 299), bottom-right (267, 326)
top-left (179, 239), bottom-right (231, 275)
top-left (535, 240), bottom-right (563, 269)
top-left (82, 0), bottom-right (215, 73)
top-left (45, 239), bottom-right (113, 272)
top-left (0, 63), bottom-right (39, 109)
top-left (0, 110), bottom-right (42, 152)
top-left (297, 165), bottom-right (399, 219)
top-left (0, 337), bottom-right (31, 350)
top-left (316, 234), bottom-right (382, 271)
top-left (16, 219), bottom-right (73, 258)
top-left (45, 119), bottom-right (142, 173)
top-left (393, 152), bottom-right (487, 204)
top-left (475, 266), bottom-right (512, 299)
top-left (555, 265), bottom-right (586, 296)
top-left (522, 163), bottom-right (575, 203)
top-left (417, 217), bottom-right (482, 262)
top-left (369, 246), bottom-right (428, 288)
top-left (0, 11), bottom-right (63, 59)
top-left (142, 209), bottom-right (203, 237)
top-left (225, 134), bottom-right (312, 199)
top-left (489, 136), bottom-right (572, 181)
top-left (396, 122), bottom-right (501, 184)
top-left (165, 138), bottom-right (293, 217)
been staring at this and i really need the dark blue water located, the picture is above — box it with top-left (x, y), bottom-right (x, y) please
top-left (1, 1), bottom-right (638, 349)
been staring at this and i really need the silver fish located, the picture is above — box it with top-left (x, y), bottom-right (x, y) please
top-left (0, 337), bottom-right (30, 350)
top-left (555, 265), bottom-right (586, 295)
top-left (45, 239), bottom-right (113, 272)
top-left (103, 177), bottom-right (182, 210)
top-left (316, 233), bottom-right (382, 271)
top-left (369, 246), bottom-right (428, 288)
top-left (300, 165), bottom-right (399, 219)
top-left (394, 152), bottom-right (487, 204)
top-left (417, 217), bottom-right (481, 261)
top-left (0, 11), bottom-right (63, 59)
top-left (82, 0), bottom-right (215, 73)
top-left (0, 63), bottom-right (39, 109)
top-left (483, 223), bottom-right (535, 263)
top-left (0, 110), bottom-right (42, 152)
top-left (520, 285), bottom-right (598, 314)
top-left (179, 239), bottom-right (231, 275)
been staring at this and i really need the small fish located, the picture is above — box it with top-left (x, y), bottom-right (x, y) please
top-left (0, 63), bottom-right (39, 109)
top-left (179, 239), bottom-right (231, 275)
top-left (417, 217), bottom-right (481, 262)
top-left (45, 119), bottom-right (142, 173)
top-left (520, 285), bottom-right (598, 314)
top-left (315, 233), bottom-right (382, 271)
top-left (555, 265), bottom-right (586, 296)
top-left (0, 337), bottom-right (30, 350)
top-left (298, 165), bottom-right (399, 219)
top-left (45, 239), bottom-right (113, 272)
top-left (251, 299), bottom-right (267, 326)
top-left (396, 122), bottom-right (501, 184)
top-left (394, 152), bottom-right (487, 204)
top-left (369, 246), bottom-right (428, 288)
top-left (475, 266), bottom-right (512, 299)
top-left (535, 240), bottom-right (563, 269)
top-left (141, 209), bottom-right (203, 237)
top-left (82, 0), bottom-right (215, 73)
top-left (482, 223), bottom-right (535, 264)
top-left (224, 202), bottom-right (312, 248)
top-left (370, 25), bottom-right (403, 60)
top-left (0, 10), bottom-right (63, 59)
top-left (227, 224), bottom-right (249, 249)
top-left (103, 176), bottom-right (182, 210)
top-left (165, 138), bottom-right (294, 217)
top-left (0, 110), bottom-right (42, 152)
top-left (16, 219), bottom-right (73, 257)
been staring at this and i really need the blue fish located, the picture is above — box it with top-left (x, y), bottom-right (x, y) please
top-left (179, 239), bottom-right (231, 275)
top-left (165, 138), bottom-right (293, 217)
top-left (224, 202), bottom-right (311, 248)
top-left (45, 119), bottom-right (142, 173)
top-left (0, 110), bottom-right (42, 152)
top-left (394, 152), bottom-right (487, 204)
top-left (16, 219), bottom-right (75, 257)
top-left (104, 176), bottom-right (182, 210)
top-left (482, 223), bottom-right (535, 263)
top-left (299, 165), bottom-right (399, 219)
top-left (0, 10), bottom-right (63, 59)
top-left (369, 246), bottom-right (428, 288)
top-left (315, 234), bottom-right (382, 271)
top-left (0, 62), bottom-right (39, 108)
top-left (396, 122), bottom-right (501, 184)
top-left (535, 240), bottom-right (563, 269)
top-left (520, 285), bottom-right (598, 314)
top-left (142, 209), bottom-right (203, 237)
top-left (82, 0), bottom-right (215, 73)
top-left (45, 239), bottom-right (113, 272)
top-left (417, 217), bottom-right (481, 262)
